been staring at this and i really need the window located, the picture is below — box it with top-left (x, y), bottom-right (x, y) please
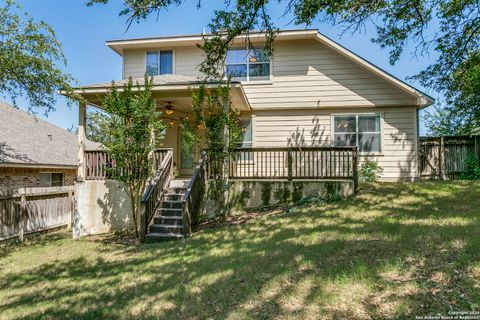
top-left (239, 118), bottom-right (253, 148)
top-left (146, 50), bottom-right (173, 76)
top-left (39, 173), bottom-right (64, 187)
top-left (226, 48), bottom-right (270, 81)
top-left (333, 114), bottom-right (381, 153)
top-left (237, 117), bottom-right (253, 161)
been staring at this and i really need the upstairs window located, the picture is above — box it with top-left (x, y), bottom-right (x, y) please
top-left (333, 114), bottom-right (382, 153)
top-left (226, 48), bottom-right (270, 81)
top-left (146, 50), bottom-right (173, 76)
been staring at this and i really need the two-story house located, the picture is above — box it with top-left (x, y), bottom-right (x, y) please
top-left (68, 29), bottom-right (434, 239)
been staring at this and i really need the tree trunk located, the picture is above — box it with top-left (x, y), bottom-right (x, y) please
top-left (222, 96), bottom-right (230, 216)
top-left (129, 186), bottom-right (139, 238)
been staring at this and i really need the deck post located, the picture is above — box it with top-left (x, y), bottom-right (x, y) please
top-left (352, 147), bottom-right (358, 192)
top-left (287, 149), bottom-right (293, 181)
top-left (474, 135), bottom-right (480, 165)
top-left (439, 136), bottom-right (444, 180)
top-left (19, 193), bottom-right (26, 243)
top-left (139, 203), bottom-right (146, 242)
top-left (78, 102), bottom-right (87, 182)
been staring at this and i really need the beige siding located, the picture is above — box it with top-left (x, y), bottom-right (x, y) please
top-left (251, 106), bottom-right (418, 181)
top-left (122, 47), bottom-right (203, 79)
top-left (243, 39), bottom-right (417, 109)
top-left (123, 49), bottom-right (145, 78)
top-left (174, 46), bottom-right (203, 76)
top-left (122, 37), bottom-right (420, 179)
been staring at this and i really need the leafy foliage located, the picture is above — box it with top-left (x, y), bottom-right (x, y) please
top-left (186, 83), bottom-right (243, 214)
top-left (359, 160), bottom-right (384, 182)
top-left (86, 109), bottom-right (110, 144)
top-left (101, 77), bottom-right (166, 236)
top-left (88, 0), bottom-right (479, 103)
top-left (424, 52), bottom-right (480, 135)
top-left (460, 153), bottom-right (480, 180)
top-left (0, 0), bottom-right (74, 113)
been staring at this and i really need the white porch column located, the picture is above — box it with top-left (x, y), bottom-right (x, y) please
top-left (78, 101), bottom-right (87, 181)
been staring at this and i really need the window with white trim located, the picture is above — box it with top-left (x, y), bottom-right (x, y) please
top-left (237, 117), bottom-right (253, 161)
top-left (226, 48), bottom-right (270, 81)
top-left (333, 114), bottom-right (382, 153)
top-left (239, 117), bottom-right (253, 148)
top-left (39, 173), bottom-right (64, 187)
top-left (146, 50), bottom-right (173, 76)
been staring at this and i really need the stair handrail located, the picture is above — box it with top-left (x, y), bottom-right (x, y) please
top-left (181, 151), bottom-right (208, 236)
top-left (139, 149), bottom-right (174, 242)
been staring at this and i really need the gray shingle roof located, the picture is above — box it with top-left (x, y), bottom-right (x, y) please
top-left (81, 74), bottom-right (201, 89)
top-left (0, 101), bottom-right (100, 167)
top-left (77, 74), bottom-right (237, 90)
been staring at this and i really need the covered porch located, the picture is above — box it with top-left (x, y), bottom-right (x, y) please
top-left (75, 75), bottom-right (252, 178)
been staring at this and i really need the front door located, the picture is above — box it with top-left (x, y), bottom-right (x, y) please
top-left (179, 127), bottom-right (196, 176)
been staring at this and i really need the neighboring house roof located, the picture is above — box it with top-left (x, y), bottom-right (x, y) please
top-left (105, 29), bottom-right (434, 107)
top-left (0, 101), bottom-right (101, 168)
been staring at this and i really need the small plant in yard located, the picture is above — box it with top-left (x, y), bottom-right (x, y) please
top-left (359, 160), bottom-right (384, 182)
top-left (461, 152), bottom-right (480, 180)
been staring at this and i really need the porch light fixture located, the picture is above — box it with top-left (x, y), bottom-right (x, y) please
top-left (164, 102), bottom-right (174, 115)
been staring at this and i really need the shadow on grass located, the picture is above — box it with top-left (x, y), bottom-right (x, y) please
top-left (1, 181), bottom-right (479, 319)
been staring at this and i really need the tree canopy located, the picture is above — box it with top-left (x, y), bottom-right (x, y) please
top-left (88, 0), bottom-right (479, 134)
top-left (0, 0), bottom-right (74, 113)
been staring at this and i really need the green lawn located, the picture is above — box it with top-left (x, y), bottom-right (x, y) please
top-left (1, 181), bottom-right (479, 320)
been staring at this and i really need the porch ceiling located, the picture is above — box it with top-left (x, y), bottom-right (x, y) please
top-left (67, 74), bottom-right (251, 112)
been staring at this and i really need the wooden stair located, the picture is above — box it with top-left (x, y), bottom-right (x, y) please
top-left (144, 179), bottom-right (189, 242)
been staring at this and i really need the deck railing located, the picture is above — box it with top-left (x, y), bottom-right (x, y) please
top-left (181, 151), bottom-right (208, 236)
top-left (139, 149), bottom-right (174, 242)
top-left (84, 149), bottom-right (171, 180)
top-left (209, 147), bottom-right (358, 188)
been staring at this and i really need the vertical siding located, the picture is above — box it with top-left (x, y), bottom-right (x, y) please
top-left (251, 106), bottom-right (418, 181)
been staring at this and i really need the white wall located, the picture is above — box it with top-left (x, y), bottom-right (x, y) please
top-left (73, 180), bottom-right (134, 238)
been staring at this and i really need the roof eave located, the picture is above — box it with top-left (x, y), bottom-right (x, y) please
top-left (106, 29), bottom-right (319, 56)
top-left (0, 163), bottom-right (77, 169)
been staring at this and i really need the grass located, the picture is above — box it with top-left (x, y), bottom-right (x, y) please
top-left (1, 181), bottom-right (480, 319)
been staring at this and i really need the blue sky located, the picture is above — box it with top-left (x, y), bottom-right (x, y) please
top-left (9, 0), bottom-right (439, 134)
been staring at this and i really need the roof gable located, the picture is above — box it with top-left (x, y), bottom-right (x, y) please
top-left (105, 29), bottom-right (433, 107)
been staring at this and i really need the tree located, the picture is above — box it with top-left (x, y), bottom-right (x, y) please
top-left (102, 77), bottom-right (166, 237)
top-left (87, 109), bottom-right (111, 144)
top-left (0, 0), bottom-right (74, 113)
top-left (88, 0), bottom-right (479, 126)
top-left (424, 51), bottom-right (480, 136)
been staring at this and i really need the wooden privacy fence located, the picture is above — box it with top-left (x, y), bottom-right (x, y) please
top-left (0, 186), bottom-right (74, 241)
top-left (85, 148), bottom-right (170, 180)
top-left (419, 135), bottom-right (480, 179)
top-left (208, 146), bottom-right (358, 187)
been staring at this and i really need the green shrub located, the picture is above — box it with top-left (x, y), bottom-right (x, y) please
top-left (359, 161), bottom-right (384, 182)
top-left (461, 153), bottom-right (480, 180)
